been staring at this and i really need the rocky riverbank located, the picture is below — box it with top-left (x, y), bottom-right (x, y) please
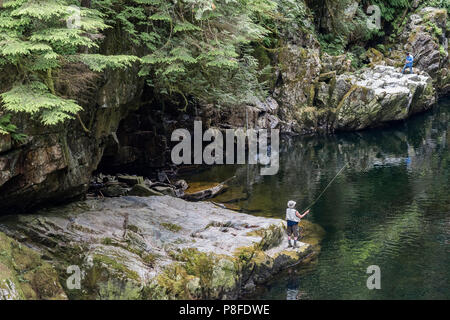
top-left (0, 196), bottom-right (318, 299)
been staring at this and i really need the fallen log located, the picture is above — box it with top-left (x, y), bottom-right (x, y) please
top-left (181, 176), bottom-right (236, 201)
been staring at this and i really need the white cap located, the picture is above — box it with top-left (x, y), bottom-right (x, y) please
top-left (287, 200), bottom-right (296, 208)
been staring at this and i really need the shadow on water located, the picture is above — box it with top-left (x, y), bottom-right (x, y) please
top-left (181, 97), bottom-right (450, 299)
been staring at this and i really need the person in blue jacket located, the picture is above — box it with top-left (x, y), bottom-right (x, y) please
top-left (402, 52), bottom-right (414, 74)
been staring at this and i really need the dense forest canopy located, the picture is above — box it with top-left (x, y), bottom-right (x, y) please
top-left (0, 0), bottom-right (448, 135)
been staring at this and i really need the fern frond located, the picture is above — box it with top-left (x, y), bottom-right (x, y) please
top-left (1, 81), bottom-right (82, 125)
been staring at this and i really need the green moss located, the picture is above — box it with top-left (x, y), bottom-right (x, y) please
top-left (161, 222), bottom-right (182, 232)
top-left (178, 249), bottom-right (216, 289)
top-left (274, 249), bottom-right (301, 260)
top-left (100, 236), bottom-right (155, 269)
top-left (101, 237), bottom-right (114, 245)
top-left (336, 85), bottom-right (358, 111)
top-left (234, 244), bottom-right (265, 266)
top-left (144, 220), bottom-right (319, 300)
top-left (147, 248), bottom-right (222, 299)
top-left (245, 229), bottom-right (265, 237)
top-left (0, 232), bottom-right (66, 300)
top-left (425, 21), bottom-right (443, 39)
top-left (253, 45), bottom-right (271, 69)
top-left (92, 254), bottom-right (140, 282)
top-left (70, 252), bottom-right (143, 300)
top-left (127, 225), bottom-right (140, 233)
top-left (142, 253), bottom-right (158, 267)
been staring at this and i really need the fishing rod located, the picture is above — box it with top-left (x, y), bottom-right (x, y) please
top-left (300, 162), bottom-right (349, 214)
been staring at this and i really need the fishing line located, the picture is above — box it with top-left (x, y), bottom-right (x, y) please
top-left (300, 162), bottom-right (349, 213)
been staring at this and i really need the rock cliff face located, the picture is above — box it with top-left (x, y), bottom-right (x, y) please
top-left (0, 196), bottom-right (314, 299)
top-left (0, 67), bottom-right (144, 214)
top-left (98, 95), bottom-right (282, 173)
top-left (271, 6), bottom-right (448, 134)
top-left (380, 7), bottom-right (449, 95)
top-left (402, 7), bottom-right (449, 95)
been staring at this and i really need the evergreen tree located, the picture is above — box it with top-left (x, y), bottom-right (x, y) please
top-left (0, 0), bottom-right (137, 126)
top-left (93, 0), bottom-right (277, 109)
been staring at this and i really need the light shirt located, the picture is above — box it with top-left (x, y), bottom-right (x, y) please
top-left (286, 208), bottom-right (300, 222)
top-left (406, 55), bottom-right (414, 64)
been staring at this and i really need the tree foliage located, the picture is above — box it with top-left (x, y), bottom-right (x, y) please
top-left (93, 0), bottom-right (278, 109)
top-left (1, 0), bottom-right (282, 125)
top-left (0, 113), bottom-right (26, 141)
top-left (0, 0), bottom-right (137, 126)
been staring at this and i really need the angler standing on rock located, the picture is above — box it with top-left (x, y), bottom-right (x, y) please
top-left (286, 201), bottom-right (310, 248)
top-left (402, 52), bottom-right (414, 74)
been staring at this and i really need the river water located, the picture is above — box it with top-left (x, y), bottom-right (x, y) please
top-left (182, 97), bottom-right (450, 300)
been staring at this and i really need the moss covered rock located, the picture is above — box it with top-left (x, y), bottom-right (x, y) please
top-left (0, 196), bottom-right (320, 300)
top-left (0, 232), bottom-right (66, 300)
top-left (334, 66), bottom-right (435, 131)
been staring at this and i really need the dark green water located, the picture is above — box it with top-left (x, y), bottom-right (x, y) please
top-left (182, 97), bottom-right (450, 300)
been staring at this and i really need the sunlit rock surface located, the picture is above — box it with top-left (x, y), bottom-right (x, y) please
top-left (334, 66), bottom-right (435, 131)
top-left (0, 196), bottom-right (313, 299)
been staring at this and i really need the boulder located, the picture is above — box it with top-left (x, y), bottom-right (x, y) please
top-left (102, 183), bottom-right (128, 197)
top-left (394, 7), bottom-right (449, 94)
top-left (117, 175), bottom-right (144, 186)
top-left (367, 48), bottom-right (385, 67)
top-left (0, 196), bottom-right (314, 300)
top-left (334, 66), bottom-right (435, 131)
top-left (128, 184), bottom-right (162, 197)
top-left (0, 232), bottom-right (67, 300)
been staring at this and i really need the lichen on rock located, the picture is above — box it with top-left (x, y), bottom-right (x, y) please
top-left (0, 232), bottom-right (67, 300)
top-left (0, 196), bottom-right (317, 300)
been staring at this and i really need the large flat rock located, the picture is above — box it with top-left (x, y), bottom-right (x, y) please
top-left (335, 66), bottom-right (435, 130)
top-left (0, 196), bottom-right (312, 299)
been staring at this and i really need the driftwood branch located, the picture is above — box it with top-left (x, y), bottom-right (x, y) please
top-left (181, 176), bottom-right (236, 201)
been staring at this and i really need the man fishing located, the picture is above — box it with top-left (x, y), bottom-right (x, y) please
top-left (286, 200), bottom-right (310, 248)
top-left (402, 52), bottom-right (414, 74)
top-left (285, 164), bottom-right (348, 248)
